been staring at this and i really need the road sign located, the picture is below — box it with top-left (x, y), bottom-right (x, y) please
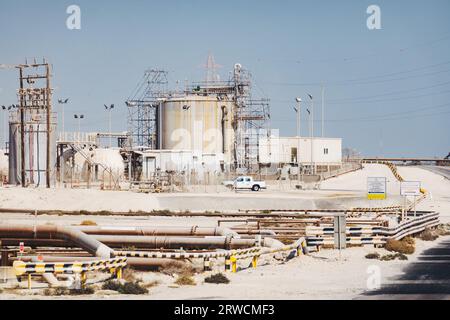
top-left (367, 177), bottom-right (387, 200)
top-left (400, 181), bottom-right (421, 196)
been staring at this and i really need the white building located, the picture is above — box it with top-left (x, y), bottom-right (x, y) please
top-left (259, 136), bottom-right (342, 167)
top-left (140, 150), bottom-right (224, 181)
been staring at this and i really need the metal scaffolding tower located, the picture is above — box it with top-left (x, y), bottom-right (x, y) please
top-left (232, 64), bottom-right (270, 171)
top-left (126, 69), bottom-right (168, 149)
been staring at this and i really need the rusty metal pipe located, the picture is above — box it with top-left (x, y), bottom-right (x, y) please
top-left (0, 224), bottom-right (112, 258)
top-left (76, 226), bottom-right (239, 238)
top-left (92, 235), bottom-right (255, 250)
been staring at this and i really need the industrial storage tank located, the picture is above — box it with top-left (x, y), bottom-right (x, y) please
top-left (160, 95), bottom-right (235, 163)
top-left (8, 111), bottom-right (57, 186)
top-left (63, 147), bottom-right (125, 183)
top-left (0, 149), bottom-right (8, 183)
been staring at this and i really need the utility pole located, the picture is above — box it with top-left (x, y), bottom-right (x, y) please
top-left (19, 66), bottom-right (25, 187)
top-left (45, 63), bottom-right (51, 189)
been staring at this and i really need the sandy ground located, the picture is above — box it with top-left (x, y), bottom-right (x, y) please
top-left (2, 236), bottom-right (447, 300)
top-left (0, 163), bottom-right (449, 300)
top-left (0, 163), bottom-right (431, 212)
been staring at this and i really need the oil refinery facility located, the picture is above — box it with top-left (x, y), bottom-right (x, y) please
top-left (0, 56), bottom-right (344, 190)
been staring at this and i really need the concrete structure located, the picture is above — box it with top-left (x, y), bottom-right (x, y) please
top-left (259, 136), bottom-right (342, 166)
top-left (141, 149), bottom-right (224, 181)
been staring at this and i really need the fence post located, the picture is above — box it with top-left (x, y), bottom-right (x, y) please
top-left (203, 258), bottom-right (211, 272)
top-left (252, 256), bottom-right (258, 269)
top-left (224, 256), bottom-right (231, 272)
top-left (334, 213), bottom-right (346, 250)
top-left (81, 272), bottom-right (87, 289)
top-left (230, 255), bottom-right (237, 273)
top-left (27, 274), bottom-right (32, 290)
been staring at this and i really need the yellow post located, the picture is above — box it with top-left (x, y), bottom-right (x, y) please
top-left (27, 274), bottom-right (32, 290)
top-left (81, 272), bottom-right (87, 289)
top-left (116, 267), bottom-right (122, 280)
top-left (230, 255), bottom-right (237, 273)
top-left (252, 256), bottom-right (258, 269)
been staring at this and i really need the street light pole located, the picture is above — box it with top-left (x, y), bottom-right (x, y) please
top-left (308, 94), bottom-right (314, 175)
top-left (295, 98), bottom-right (302, 184)
top-left (104, 104), bottom-right (114, 148)
top-left (321, 85), bottom-right (325, 137)
top-left (74, 114), bottom-right (84, 141)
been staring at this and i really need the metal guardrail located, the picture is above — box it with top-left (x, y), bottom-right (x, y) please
top-left (13, 257), bottom-right (127, 289)
top-left (306, 212), bottom-right (439, 247)
top-left (114, 238), bottom-right (308, 273)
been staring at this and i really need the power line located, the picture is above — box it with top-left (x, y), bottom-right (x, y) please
top-left (274, 102), bottom-right (450, 123)
top-left (262, 68), bottom-right (450, 87)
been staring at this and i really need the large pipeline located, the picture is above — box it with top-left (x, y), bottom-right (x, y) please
top-left (76, 226), bottom-right (239, 238)
top-left (0, 224), bottom-right (283, 256)
top-left (92, 235), bottom-right (255, 250)
top-left (0, 224), bottom-right (112, 258)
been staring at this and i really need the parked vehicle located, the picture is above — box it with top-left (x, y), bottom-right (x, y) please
top-left (223, 176), bottom-right (266, 191)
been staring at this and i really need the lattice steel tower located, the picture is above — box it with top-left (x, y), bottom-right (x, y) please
top-left (126, 69), bottom-right (168, 149)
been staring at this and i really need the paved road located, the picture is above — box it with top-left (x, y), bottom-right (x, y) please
top-left (420, 165), bottom-right (450, 180)
top-left (361, 237), bottom-right (450, 299)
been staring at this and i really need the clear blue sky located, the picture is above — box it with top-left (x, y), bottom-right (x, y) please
top-left (1, 0), bottom-right (449, 157)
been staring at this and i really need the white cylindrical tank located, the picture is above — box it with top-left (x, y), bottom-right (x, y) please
top-left (67, 148), bottom-right (124, 182)
top-left (0, 149), bottom-right (8, 181)
top-left (8, 111), bottom-right (57, 186)
top-left (160, 95), bottom-right (235, 163)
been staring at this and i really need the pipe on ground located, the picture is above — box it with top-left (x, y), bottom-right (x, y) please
top-left (92, 235), bottom-right (255, 250)
top-left (77, 226), bottom-right (239, 238)
top-left (0, 224), bottom-right (112, 258)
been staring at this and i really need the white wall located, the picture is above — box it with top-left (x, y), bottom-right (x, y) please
top-left (259, 136), bottom-right (342, 165)
top-left (141, 150), bottom-right (224, 180)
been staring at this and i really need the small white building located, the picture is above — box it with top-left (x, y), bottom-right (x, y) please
top-left (259, 136), bottom-right (342, 167)
top-left (140, 150), bottom-right (224, 181)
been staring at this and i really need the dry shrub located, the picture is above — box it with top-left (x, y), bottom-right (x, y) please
top-left (204, 273), bottom-right (230, 284)
top-left (122, 268), bottom-right (137, 282)
top-left (142, 280), bottom-right (159, 289)
top-left (380, 253), bottom-right (408, 261)
top-left (436, 224), bottom-right (450, 236)
top-left (365, 252), bottom-right (381, 260)
top-left (102, 280), bottom-right (148, 295)
top-left (44, 287), bottom-right (95, 296)
top-left (385, 237), bottom-right (415, 255)
top-left (419, 228), bottom-right (439, 241)
top-left (159, 260), bottom-right (196, 276)
top-left (80, 220), bottom-right (97, 226)
top-left (175, 274), bottom-right (196, 286)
